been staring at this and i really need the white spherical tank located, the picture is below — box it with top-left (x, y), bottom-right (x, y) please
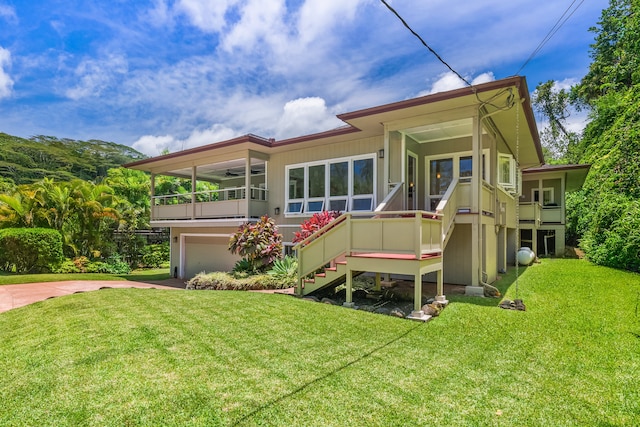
top-left (517, 247), bottom-right (535, 266)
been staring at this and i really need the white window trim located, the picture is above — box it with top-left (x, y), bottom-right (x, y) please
top-left (532, 187), bottom-right (555, 206)
top-left (284, 153), bottom-right (376, 217)
top-left (425, 149), bottom-right (490, 209)
top-left (498, 153), bottom-right (516, 189)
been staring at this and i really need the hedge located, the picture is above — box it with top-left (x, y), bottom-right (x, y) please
top-left (0, 228), bottom-right (64, 273)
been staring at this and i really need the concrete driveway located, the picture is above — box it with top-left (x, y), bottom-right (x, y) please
top-left (0, 280), bottom-right (183, 313)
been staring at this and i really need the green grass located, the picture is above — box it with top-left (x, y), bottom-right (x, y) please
top-left (0, 268), bottom-right (171, 285)
top-left (0, 259), bottom-right (639, 426)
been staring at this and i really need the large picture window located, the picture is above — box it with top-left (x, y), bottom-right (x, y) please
top-left (285, 154), bottom-right (376, 215)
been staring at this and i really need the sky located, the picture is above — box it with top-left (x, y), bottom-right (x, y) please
top-left (0, 0), bottom-right (608, 156)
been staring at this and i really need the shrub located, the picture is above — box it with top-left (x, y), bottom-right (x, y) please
top-left (53, 254), bottom-right (131, 274)
top-left (0, 228), bottom-right (64, 273)
top-left (186, 271), bottom-right (292, 290)
top-left (228, 215), bottom-right (282, 271)
top-left (141, 243), bottom-right (170, 268)
top-left (292, 211), bottom-right (341, 244)
top-left (231, 258), bottom-right (254, 274)
top-left (267, 255), bottom-right (298, 284)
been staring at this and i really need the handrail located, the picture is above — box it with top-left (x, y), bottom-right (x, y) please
top-left (374, 182), bottom-right (403, 212)
top-left (296, 210), bottom-right (443, 283)
top-left (291, 213), bottom-right (349, 251)
top-left (434, 178), bottom-right (459, 248)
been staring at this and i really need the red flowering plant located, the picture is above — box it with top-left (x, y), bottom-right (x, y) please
top-left (228, 215), bottom-right (283, 272)
top-left (292, 210), bottom-right (342, 245)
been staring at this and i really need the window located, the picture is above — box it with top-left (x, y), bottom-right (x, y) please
top-left (532, 188), bottom-right (555, 206)
top-left (426, 151), bottom-right (489, 211)
top-left (285, 154), bottom-right (376, 215)
top-left (498, 154), bottom-right (516, 189)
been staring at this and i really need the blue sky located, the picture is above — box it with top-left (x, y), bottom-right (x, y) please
top-left (0, 0), bottom-right (607, 156)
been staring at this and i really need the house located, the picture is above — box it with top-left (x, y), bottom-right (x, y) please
top-left (125, 76), bottom-right (587, 320)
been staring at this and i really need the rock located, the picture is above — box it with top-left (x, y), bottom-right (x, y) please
top-left (422, 303), bottom-right (442, 317)
top-left (374, 307), bottom-right (391, 315)
top-left (390, 307), bottom-right (406, 318)
top-left (302, 296), bottom-right (320, 302)
top-left (358, 305), bottom-right (376, 312)
top-left (499, 300), bottom-right (515, 310)
top-left (321, 297), bottom-right (337, 305)
top-left (483, 283), bottom-right (501, 298)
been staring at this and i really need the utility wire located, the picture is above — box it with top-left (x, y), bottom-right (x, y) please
top-left (379, 0), bottom-right (472, 87)
top-left (514, 0), bottom-right (586, 76)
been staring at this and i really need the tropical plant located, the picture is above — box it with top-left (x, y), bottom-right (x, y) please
top-left (267, 255), bottom-right (298, 282)
top-left (228, 215), bottom-right (283, 271)
top-left (292, 210), bottom-right (341, 244)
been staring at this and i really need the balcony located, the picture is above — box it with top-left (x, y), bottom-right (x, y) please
top-left (151, 186), bottom-right (268, 221)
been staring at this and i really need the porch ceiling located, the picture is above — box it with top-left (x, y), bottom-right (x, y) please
top-left (163, 158), bottom-right (266, 182)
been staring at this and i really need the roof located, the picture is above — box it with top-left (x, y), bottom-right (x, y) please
top-left (523, 164), bottom-right (590, 192)
top-left (125, 76), bottom-right (543, 171)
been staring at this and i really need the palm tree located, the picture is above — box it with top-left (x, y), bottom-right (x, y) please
top-left (0, 186), bottom-right (45, 228)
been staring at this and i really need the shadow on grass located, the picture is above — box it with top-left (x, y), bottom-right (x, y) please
top-left (231, 321), bottom-right (425, 426)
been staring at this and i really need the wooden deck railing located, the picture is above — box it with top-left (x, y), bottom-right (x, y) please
top-left (294, 211), bottom-right (442, 281)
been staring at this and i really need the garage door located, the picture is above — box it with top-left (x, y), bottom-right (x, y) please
top-left (183, 235), bottom-right (239, 278)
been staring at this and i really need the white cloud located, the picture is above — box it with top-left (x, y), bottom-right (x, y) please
top-left (276, 97), bottom-right (342, 139)
top-left (222, 0), bottom-right (287, 52)
top-left (0, 47), bottom-right (14, 99)
top-left (0, 4), bottom-right (17, 23)
top-left (296, 0), bottom-right (363, 45)
top-left (420, 71), bottom-right (496, 96)
top-left (132, 124), bottom-right (238, 156)
top-left (65, 54), bottom-right (128, 100)
top-left (132, 134), bottom-right (175, 156)
top-left (176, 0), bottom-right (242, 33)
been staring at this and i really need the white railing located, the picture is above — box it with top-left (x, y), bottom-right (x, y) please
top-left (374, 182), bottom-right (404, 212)
top-left (151, 186), bottom-right (268, 220)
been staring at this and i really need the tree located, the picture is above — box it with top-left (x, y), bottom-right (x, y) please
top-left (532, 80), bottom-right (581, 163)
top-left (563, 0), bottom-right (640, 271)
top-left (572, 0), bottom-right (640, 105)
top-left (0, 186), bottom-right (45, 228)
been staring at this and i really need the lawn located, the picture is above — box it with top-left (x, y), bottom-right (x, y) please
top-left (0, 268), bottom-right (171, 285)
top-left (0, 259), bottom-right (638, 426)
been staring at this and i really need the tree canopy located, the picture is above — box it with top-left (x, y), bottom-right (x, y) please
top-left (0, 133), bottom-right (146, 184)
top-left (535, 0), bottom-right (640, 272)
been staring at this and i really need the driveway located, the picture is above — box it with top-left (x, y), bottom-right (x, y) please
top-left (0, 280), bottom-right (183, 313)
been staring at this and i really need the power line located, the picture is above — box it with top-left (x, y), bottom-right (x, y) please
top-left (514, 0), bottom-right (586, 76)
top-left (379, 0), bottom-right (472, 87)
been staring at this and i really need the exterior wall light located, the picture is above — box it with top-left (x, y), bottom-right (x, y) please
top-left (378, 149), bottom-right (385, 159)
top-left (274, 207), bottom-right (281, 215)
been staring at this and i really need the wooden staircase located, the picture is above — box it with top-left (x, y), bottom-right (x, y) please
top-left (294, 210), bottom-right (444, 297)
top-left (301, 261), bottom-right (364, 295)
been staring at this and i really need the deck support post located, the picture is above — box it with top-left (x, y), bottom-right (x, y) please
top-left (343, 269), bottom-right (355, 308)
top-left (374, 273), bottom-right (381, 291)
top-left (435, 268), bottom-right (449, 305)
top-left (408, 273), bottom-right (430, 321)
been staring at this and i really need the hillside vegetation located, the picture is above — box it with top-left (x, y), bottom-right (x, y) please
top-left (535, 0), bottom-right (640, 272)
top-left (0, 133), bottom-right (146, 184)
